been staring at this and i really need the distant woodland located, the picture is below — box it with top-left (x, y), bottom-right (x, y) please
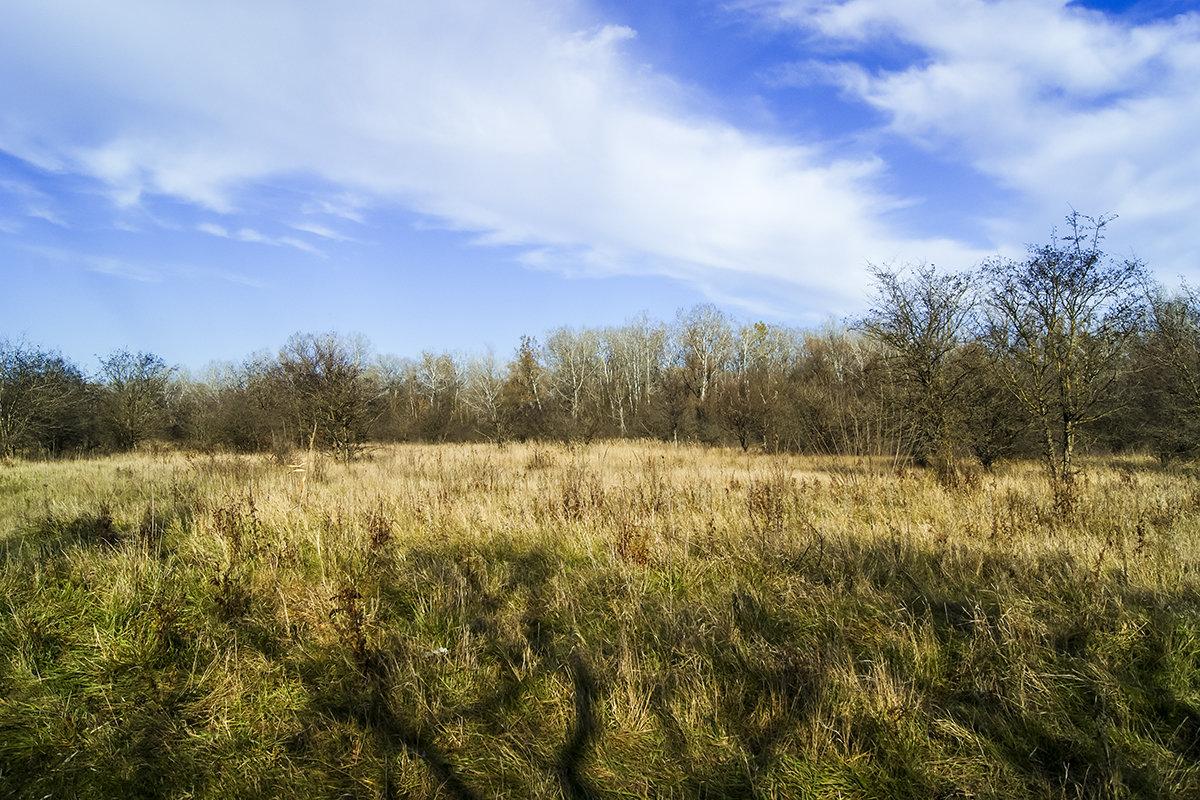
top-left (5, 214), bottom-right (1200, 475)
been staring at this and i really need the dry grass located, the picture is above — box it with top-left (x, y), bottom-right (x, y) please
top-left (2, 441), bottom-right (1200, 798)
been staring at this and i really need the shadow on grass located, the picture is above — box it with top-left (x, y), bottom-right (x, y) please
top-left (838, 535), bottom-right (1200, 799)
top-left (4, 498), bottom-right (190, 559)
top-left (293, 542), bottom-right (616, 800)
top-left (8, 505), bottom-right (127, 555)
top-left (6, 518), bottom-right (1200, 798)
top-left (557, 650), bottom-right (602, 800)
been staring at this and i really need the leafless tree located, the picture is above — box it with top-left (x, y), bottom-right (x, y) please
top-left (598, 315), bottom-right (667, 434)
top-left (277, 332), bottom-right (372, 460)
top-left (463, 349), bottom-right (507, 442)
top-left (1144, 284), bottom-right (1200, 407)
top-left (99, 348), bottom-right (175, 450)
top-left (717, 322), bottom-right (805, 451)
top-left (675, 304), bottom-right (735, 403)
top-left (413, 351), bottom-right (464, 439)
top-left (415, 352), bottom-right (462, 410)
top-left (800, 326), bottom-right (899, 458)
top-left (0, 340), bottom-right (85, 457)
top-left (983, 212), bottom-right (1147, 484)
top-left (544, 326), bottom-right (602, 423)
top-left (861, 262), bottom-right (977, 466)
top-left (1136, 284), bottom-right (1200, 461)
top-left (502, 335), bottom-right (546, 440)
top-left (368, 354), bottom-right (419, 441)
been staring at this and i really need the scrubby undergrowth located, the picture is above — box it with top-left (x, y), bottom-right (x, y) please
top-left (2, 442), bottom-right (1200, 799)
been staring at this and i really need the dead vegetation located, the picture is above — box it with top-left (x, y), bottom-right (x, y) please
top-left (2, 441), bottom-right (1199, 798)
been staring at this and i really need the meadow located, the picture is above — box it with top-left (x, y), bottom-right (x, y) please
top-left (2, 441), bottom-right (1199, 798)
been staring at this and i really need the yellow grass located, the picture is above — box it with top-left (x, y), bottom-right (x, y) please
top-left (3, 442), bottom-right (1200, 798)
top-left (6, 441), bottom-right (1193, 589)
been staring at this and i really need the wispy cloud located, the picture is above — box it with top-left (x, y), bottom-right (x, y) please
top-left (300, 194), bottom-right (369, 224)
top-left (232, 227), bottom-right (320, 254)
top-left (288, 221), bottom-right (354, 242)
top-left (742, 0), bottom-right (1200, 271)
top-left (5, 0), bottom-right (1196, 311)
top-left (177, 264), bottom-right (269, 289)
top-left (27, 244), bottom-right (161, 282)
top-left (0, 0), bottom-right (988, 310)
top-left (197, 221), bottom-right (321, 254)
top-left (30, 241), bottom-right (270, 288)
top-left (87, 256), bottom-right (159, 282)
top-left (0, 178), bottom-right (67, 226)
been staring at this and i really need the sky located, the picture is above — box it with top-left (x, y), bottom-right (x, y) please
top-left (3, 0), bottom-right (1200, 373)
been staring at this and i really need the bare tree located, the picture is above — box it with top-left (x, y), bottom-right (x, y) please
top-left (861, 262), bottom-right (977, 467)
top-left (983, 212), bottom-right (1147, 484)
top-left (413, 351), bottom-right (463, 440)
top-left (675, 304), bottom-right (735, 403)
top-left (416, 352), bottom-right (461, 409)
top-left (99, 349), bottom-right (175, 450)
top-left (463, 349), bottom-right (507, 442)
top-left (1144, 284), bottom-right (1200, 407)
top-left (544, 326), bottom-right (601, 422)
top-left (718, 322), bottom-right (804, 451)
top-left (277, 332), bottom-right (372, 460)
top-left (799, 325), bottom-right (900, 458)
top-left (598, 315), bottom-right (667, 435)
top-left (1137, 284), bottom-right (1200, 461)
top-left (186, 358), bottom-right (276, 452)
top-left (0, 340), bottom-right (85, 457)
top-left (369, 354), bottom-right (419, 442)
top-left (502, 335), bottom-right (546, 440)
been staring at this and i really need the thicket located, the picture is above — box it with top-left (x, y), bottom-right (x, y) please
top-left (3, 214), bottom-right (1197, 471)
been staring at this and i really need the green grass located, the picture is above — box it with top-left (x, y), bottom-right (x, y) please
top-left (2, 443), bottom-right (1200, 798)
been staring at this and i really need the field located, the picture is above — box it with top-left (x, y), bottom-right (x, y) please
top-left (2, 441), bottom-right (1200, 799)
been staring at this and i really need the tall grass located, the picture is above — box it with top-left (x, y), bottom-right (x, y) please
top-left (2, 442), bottom-right (1199, 798)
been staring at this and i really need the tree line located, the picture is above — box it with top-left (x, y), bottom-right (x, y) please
top-left (4, 213), bottom-right (1199, 476)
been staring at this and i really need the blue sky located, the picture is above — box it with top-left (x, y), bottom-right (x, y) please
top-left (3, 0), bottom-right (1200, 372)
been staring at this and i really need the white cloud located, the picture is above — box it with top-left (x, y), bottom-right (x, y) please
top-left (196, 222), bottom-right (229, 238)
top-left (177, 265), bottom-right (269, 290)
top-left (197, 221), bottom-right (320, 254)
top-left (28, 245), bottom-right (160, 282)
top-left (300, 195), bottom-right (369, 224)
top-left (88, 256), bottom-right (159, 282)
top-left (746, 0), bottom-right (1200, 274)
top-left (233, 228), bottom-right (273, 246)
top-left (28, 242), bottom-right (270, 288)
top-left (231, 228), bottom-right (320, 254)
top-left (288, 221), bottom-right (353, 242)
top-left (0, 0), bottom-right (985, 311)
top-left (0, 179), bottom-right (66, 226)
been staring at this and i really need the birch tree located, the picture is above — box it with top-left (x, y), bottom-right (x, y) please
top-left (543, 326), bottom-right (601, 423)
top-left (675, 304), bottom-right (735, 403)
top-left (599, 315), bottom-right (667, 434)
top-left (463, 349), bottom-right (507, 442)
